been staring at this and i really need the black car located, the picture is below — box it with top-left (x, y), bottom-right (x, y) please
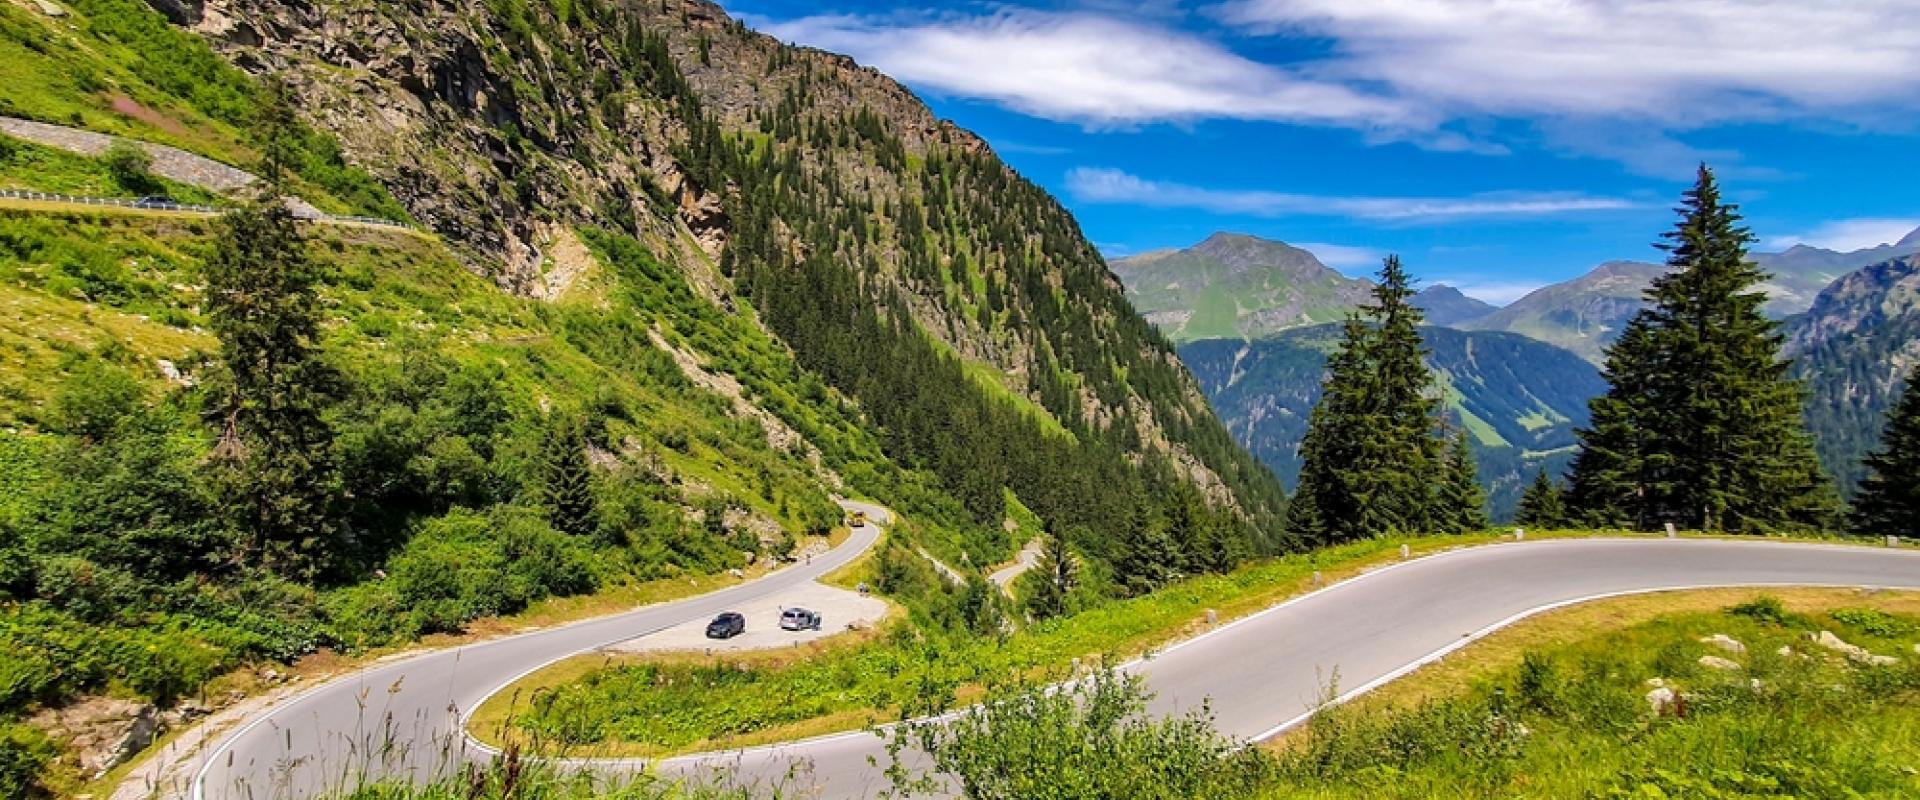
top-left (705, 611), bottom-right (745, 639)
top-left (132, 195), bottom-right (175, 208)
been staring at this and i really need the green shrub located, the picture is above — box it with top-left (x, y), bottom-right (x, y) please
top-left (1829, 607), bottom-right (1918, 638)
top-left (102, 140), bottom-right (159, 195)
top-left (0, 721), bottom-right (55, 799)
top-left (382, 505), bottom-right (597, 637)
top-left (1727, 594), bottom-right (1809, 628)
top-left (885, 669), bottom-right (1273, 800)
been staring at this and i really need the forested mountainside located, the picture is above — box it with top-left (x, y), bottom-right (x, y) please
top-left (1469, 232), bottom-right (1920, 363)
top-left (1180, 327), bottom-right (1603, 519)
top-left (1788, 255), bottom-right (1920, 494)
top-left (0, 0), bottom-right (1288, 789)
top-left (1111, 232), bottom-right (1494, 340)
top-left (192, 0), bottom-right (1284, 534)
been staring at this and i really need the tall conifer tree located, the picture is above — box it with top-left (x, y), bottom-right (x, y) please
top-left (1569, 166), bottom-right (1836, 532)
top-left (205, 79), bottom-right (339, 576)
top-left (1433, 427), bottom-right (1488, 533)
top-left (1851, 365), bottom-right (1920, 535)
top-left (541, 413), bottom-right (599, 539)
top-left (1290, 256), bottom-right (1441, 543)
top-left (1515, 469), bottom-right (1567, 529)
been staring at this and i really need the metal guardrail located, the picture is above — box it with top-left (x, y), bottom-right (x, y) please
top-left (0, 188), bottom-right (414, 230)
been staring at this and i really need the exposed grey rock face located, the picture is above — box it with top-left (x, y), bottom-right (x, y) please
top-left (142, 0), bottom-right (203, 25)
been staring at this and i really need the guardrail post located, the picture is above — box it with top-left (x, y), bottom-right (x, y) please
top-left (1890, 535), bottom-right (1901, 548)
top-left (1513, 528), bottom-right (1525, 540)
top-left (1399, 544), bottom-right (1410, 560)
top-left (1665, 522), bottom-right (1677, 539)
top-left (1311, 570), bottom-right (1322, 587)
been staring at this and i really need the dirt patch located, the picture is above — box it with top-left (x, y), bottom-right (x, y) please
top-left (108, 94), bottom-right (190, 139)
top-left (536, 225), bottom-right (601, 303)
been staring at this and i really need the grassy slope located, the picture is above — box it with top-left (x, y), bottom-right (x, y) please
top-left (1264, 589), bottom-right (1920, 798)
top-left (0, 205), bottom-right (908, 800)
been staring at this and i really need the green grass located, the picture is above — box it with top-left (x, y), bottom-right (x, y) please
top-left (1182, 286), bottom-right (1245, 340)
top-left (1261, 593), bottom-right (1920, 798)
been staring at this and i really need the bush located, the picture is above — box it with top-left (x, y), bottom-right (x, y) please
top-left (1830, 607), bottom-right (1917, 638)
top-left (0, 722), bottom-right (55, 800)
top-left (885, 669), bottom-right (1272, 799)
top-left (378, 506), bottom-right (598, 638)
top-left (102, 140), bottom-right (159, 195)
top-left (1727, 594), bottom-right (1809, 628)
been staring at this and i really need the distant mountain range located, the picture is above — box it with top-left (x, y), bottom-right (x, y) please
top-left (1466, 227), bottom-right (1920, 363)
top-left (1117, 229), bottom-right (1920, 517)
top-left (1111, 233), bottom-right (1495, 340)
top-left (1179, 327), bottom-right (1604, 519)
top-left (1786, 254), bottom-right (1920, 494)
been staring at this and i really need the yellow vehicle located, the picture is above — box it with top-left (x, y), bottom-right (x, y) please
top-left (847, 510), bottom-right (867, 528)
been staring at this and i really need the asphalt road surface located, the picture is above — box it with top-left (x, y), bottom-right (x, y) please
top-left (188, 535), bottom-right (1920, 800)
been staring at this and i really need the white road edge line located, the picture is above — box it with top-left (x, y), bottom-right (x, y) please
top-left (200, 535), bottom-right (1918, 793)
top-left (1244, 580), bottom-right (1909, 744)
top-left (472, 538), bottom-right (1920, 769)
top-left (191, 508), bottom-right (885, 800)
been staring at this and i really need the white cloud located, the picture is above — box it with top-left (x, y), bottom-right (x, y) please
top-left (1295, 242), bottom-right (1387, 271)
top-left (1209, 0), bottom-right (1920, 126)
top-left (1065, 167), bottom-right (1638, 221)
top-left (756, 11), bottom-right (1418, 128)
top-left (1765, 218), bottom-right (1920, 253)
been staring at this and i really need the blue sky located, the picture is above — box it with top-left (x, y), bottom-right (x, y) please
top-left (729, 1), bottom-right (1920, 304)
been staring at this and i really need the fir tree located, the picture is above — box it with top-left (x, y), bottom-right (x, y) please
top-left (1433, 427), bottom-right (1488, 533)
top-left (1568, 166), bottom-right (1837, 532)
top-left (1851, 364), bottom-right (1920, 535)
top-left (540, 413), bottom-right (599, 539)
top-left (1026, 525), bottom-right (1079, 621)
top-left (1515, 469), bottom-right (1567, 529)
top-left (254, 77), bottom-right (302, 190)
top-left (1566, 319), bottom-right (1661, 529)
top-left (204, 80), bottom-right (338, 576)
top-left (1290, 256), bottom-right (1440, 543)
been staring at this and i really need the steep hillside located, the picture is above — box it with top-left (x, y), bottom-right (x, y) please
top-left (0, 0), bottom-right (1296, 790)
top-left (1111, 232), bottom-right (1373, 340)
top-left (1111, 231), bottom-right (1495, 338)
top-left (1786, 255), bottom-right (1920, 494)
top-left (1180, 327), bottom-right (1603, 518)
top-left (1470, 231), bottom-right (1920, 363)
top-left (169, 0), bottom-right (1285, 535)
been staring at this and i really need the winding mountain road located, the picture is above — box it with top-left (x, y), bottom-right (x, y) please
top-left (182, 535), bottom-right (1920, 800)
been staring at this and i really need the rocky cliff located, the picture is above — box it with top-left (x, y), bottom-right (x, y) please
top-left (158, 0), bottom-right (1284, 530)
